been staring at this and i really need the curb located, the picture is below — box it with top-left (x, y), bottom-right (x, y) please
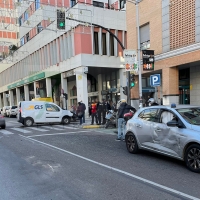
top-left (82, 125), bottom-right (105, 129)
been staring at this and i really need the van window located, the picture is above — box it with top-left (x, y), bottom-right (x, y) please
top-left (46, 104), bottom-right (60, 112)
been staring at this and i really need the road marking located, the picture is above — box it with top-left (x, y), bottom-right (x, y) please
top-left (54, 125), bottom-right (78, 130)
top-left (27, 131), bottom-right (87, 138)
top-left (11, 127), bottom-right (31, 133)
top-left (27, 127), bottom-right (48, 132)
top-left (19, 134), bottom-right (200, 200)
top-left (0, 130), bottom-right (14, 135)
top-left (42, 126), bottom-right (63, 131)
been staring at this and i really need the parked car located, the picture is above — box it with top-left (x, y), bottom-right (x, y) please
top-left (2, 106), bottom-right (10, 117)
top-left (6, 105), bottom-right (18, 117)
top-left (0, 113), bottom-right (6, 129)
top-left (125, 104), bottom-right (200, 173)
top-left (17, 101), bottom-right (73, 127)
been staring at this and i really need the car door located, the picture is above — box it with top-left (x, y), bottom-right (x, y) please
top-left (135, 108), bottom-right (160, 148)
top-left (151, 109), bottom-right (181, 157)
top-left (45, 103), bottom-right (61, 123)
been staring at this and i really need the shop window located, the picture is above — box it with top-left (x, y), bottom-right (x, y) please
top-left (110, 34), bottom-right (114, 56)
top-left (94, 32), bottom-right (99, 54)
top-left (70, 85), bottom-right (77, 96)
top-left (102, 33), bottom-right (107, 55)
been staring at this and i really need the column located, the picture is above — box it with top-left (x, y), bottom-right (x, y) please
top-left (3, 92), bottom-right (7, 106)
top-left (16, 88), bottom-right (20, 105)
top-left (0, 94), bottom-right (3, 108)
top-left (46, 78), bottom-right (52, 97)
top-left (24, 85), bottom-right (29, 101)
top-left (162, 67), bottom-right (179, 105)
top-left (9, 90), bottom-right (14, 106)
top-left (75, 66), bottom-right (88, 113)
top-left (97, 74), bottom-right (102, 101)
top-left (61, 73), bottom-right (67, 109)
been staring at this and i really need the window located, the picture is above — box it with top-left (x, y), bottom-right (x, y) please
top-left (20, 37), bottom-right (24, 46)
top-left (26, 33), bottom-right (29, 42)
top-left (37, 23), bottom-right (42, 33)
top-left (46, 104), bottom-right (60, 112)
top-left (93, 1), bottom-right (104, 8)
top-left (24, 10), bottom-right (29, 21)
top-left (119, 0), bottom-right (126, 9)
top-left (110, 34), bottom-right (114, 56)
top-left (70, 0), bottom-right (76, 7)
top-left (140, 23), bottom-right (150, 50)
top-left (35, 0), bottom-right (40, 10)
top-left (102, 33), bottom-right (107, 55)
top-left (138, 108), bottom-right (159, 122)
top-left (19, 16), bottom-right (23, 26)
top-left (94, 32), bottom-right (99, 54)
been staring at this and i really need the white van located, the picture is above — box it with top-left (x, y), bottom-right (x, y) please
top-left (17, 101), bottom-right (73, 127)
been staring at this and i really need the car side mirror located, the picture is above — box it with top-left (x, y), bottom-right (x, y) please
top-left (167, 120), bottom-right (178, 127)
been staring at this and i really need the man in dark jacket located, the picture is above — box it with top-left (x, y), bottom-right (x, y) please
top-left (80, 100), bottom-right (86, 123)
top-left (116, 99), bottom-right (136, 141)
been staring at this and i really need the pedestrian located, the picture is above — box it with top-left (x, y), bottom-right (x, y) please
top-left (97, 99), bottom-right (103, 125)
top-left (90, 100), bottom-right (98, 125)
top-left (76, 102), bottom-right (85, 125)
top-left (102, 99), bottom-right (107, 125)
top-left (145, 96), bottom-right (150, 107)
top-left (80, 100), bottom-right (86, 123)
top-left (116, 99), bottom-right (136, 141)
top-left (106, 100), bottom-right (111, 111)
top-left (88, 102), bottom-right (92, 117)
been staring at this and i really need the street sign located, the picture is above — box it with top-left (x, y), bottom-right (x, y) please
top-left (150, 74), bottom-right (161, 87)
top-left (123, 49), bottom-right (138, 74)
top-left (142, 50), bottom-right (154, 71)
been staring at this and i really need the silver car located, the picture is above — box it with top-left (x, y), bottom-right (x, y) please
top-left (125, 104), bottom-right (200, 173)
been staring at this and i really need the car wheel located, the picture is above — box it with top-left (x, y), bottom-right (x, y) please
top-left (1, 125), bottom-right (6, 129)
top-left (24, 118), bottom-right (34, 127)
top-left (125, 133), bottom-right (139, 154)
top-left (62, 117), bottom-right (70, 125)
top-left (185, 144), bottom-right (200, 173)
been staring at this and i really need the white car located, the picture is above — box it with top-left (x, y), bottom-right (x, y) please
top-left (17, 101), bottom-right (73, 126)
top-left (6, 105), bottom-right (18, 117)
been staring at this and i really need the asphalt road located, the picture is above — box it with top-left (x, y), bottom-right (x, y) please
top-left (0, 117), bottom-right (200, 200)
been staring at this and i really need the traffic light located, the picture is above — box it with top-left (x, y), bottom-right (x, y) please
top-left (122, 86), bottom-right (128, 96)
top-left (130, 73), bottom-right (135, 88)
top-left (57, 10), bottom-right (65, 30)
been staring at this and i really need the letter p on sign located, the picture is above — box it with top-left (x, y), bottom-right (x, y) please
top-left (150, 74), bottom-right (161, 87)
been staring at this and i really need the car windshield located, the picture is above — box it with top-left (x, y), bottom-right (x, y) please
top-left (176, 107), bottom-right (200, 125)
top-left (12, 106), bottom-right (17, 109)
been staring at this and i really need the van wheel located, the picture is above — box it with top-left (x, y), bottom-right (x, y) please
top-left (24, 118), bottom-right (34, 127)
top-left (62, 117), bottom-right (70, 125)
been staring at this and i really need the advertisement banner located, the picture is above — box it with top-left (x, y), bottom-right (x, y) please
top-left (142, 50), bottom-right (154, 71)
top-left (123, 49), bottom-right (138, 74)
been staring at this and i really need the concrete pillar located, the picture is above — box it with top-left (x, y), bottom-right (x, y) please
top-left (3, 92), bottom-right (7, 106)
top-left (61, 73), bottom-right (67, 109)
top-left (75, 66), bottom-right (88, 113)
top-left (9, 90), bottom-right (14, 106)
top-left (24, 85), bottom-right (29, 101)
top-left (16, 88), bottom-right (20, 104)
top-left (162, 67), bottom-right (179, 105)
top-left (0, 94), bottom-right (3, 108)
top-left (97, 74), bottom-right (102, 102)
top-left (46, 78), bottom-right (52, 97)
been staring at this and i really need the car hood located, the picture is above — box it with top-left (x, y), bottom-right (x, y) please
top-left (191, 125), bottom-right (200, 132)
top-left (62, 110), bottom-right (73, 116)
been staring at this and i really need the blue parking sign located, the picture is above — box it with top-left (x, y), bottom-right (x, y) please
top-left (150, 74), bottom-right (161, 87)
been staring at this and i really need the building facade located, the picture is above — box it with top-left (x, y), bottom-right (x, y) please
top-left (0, 0), bottom-right (127, 112)
top-left (127, 0), bottom-right (200, 106)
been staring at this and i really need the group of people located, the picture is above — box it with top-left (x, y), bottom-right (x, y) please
top-left (88, 99), bottom-right (116, 125)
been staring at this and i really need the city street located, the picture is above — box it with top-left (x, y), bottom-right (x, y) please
top-left (0, 117), bottom-right (199, 200)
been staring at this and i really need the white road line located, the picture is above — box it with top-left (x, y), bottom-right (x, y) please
top-left (0, 130), bottom-right (14, 135)
top-left (11, 128), bottom-right (31, 133)
top-left (54, 125), bottom-right (78, 130)
top-left (42, 126), bottom-right (63, 131)
top-left (19, 134), bottom-right (200, 200)
top-left (27, 127), bottom-right (48, 132)
top-left (27, 131), bottom-right (87, 138)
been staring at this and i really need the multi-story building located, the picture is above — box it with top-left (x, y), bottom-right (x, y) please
top-left (0, 0), bottom-right (127, 112)
top-left (0, 0), bottom-right (19, 72)
top-left (127, 0), bottom-right (200, 106)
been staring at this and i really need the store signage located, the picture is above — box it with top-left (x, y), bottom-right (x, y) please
top-left (64, 70), bottom-right (75, 78)
top-left (88, 92), bottom-right (99, 97)
top-left (150, 74), bottom-right (161, 87)
top-left (142, 50), bottom-right (154, 71)
top-left (123, 49), bottom-right (138, 74)
top-left (7, 72), bottom-right (45, 90)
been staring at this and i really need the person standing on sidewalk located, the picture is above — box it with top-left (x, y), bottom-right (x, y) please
top-left (97, 99), bottom-right (103, 125)
top-left (80, 100), bottom-right (86, 123)
top-left (116, 99), bottom-right (136, 141)
top-left (90, 100), bottom-right (98, 125)
top-left (76, 102), bottom-right (85, 125)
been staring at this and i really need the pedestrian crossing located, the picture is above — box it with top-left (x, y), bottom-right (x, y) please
top-left (0, 124), bottom-right (79, 135)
